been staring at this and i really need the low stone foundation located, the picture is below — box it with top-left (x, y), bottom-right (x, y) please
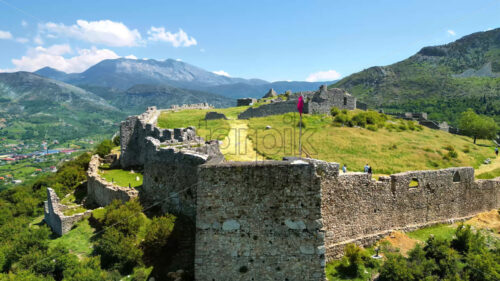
top-left (86, 155), bottom-right (139, 207)
top-left (44, 188), bottom-right (91, 236)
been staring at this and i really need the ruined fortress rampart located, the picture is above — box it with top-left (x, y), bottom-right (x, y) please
top-left (86, 155), bottom-right (139, 207)
top-left (44, 188), bottom-right (91, 236)
top-left (238, 85), bottom-right (356, 119)
top-left (111, 107), bottom-right (500, 280)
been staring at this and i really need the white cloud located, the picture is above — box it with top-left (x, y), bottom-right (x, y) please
top-left (34, 34), bottom-right (43, 45)
top-left (21, 20), bottom-right (28, 27)
top-left (447, 29), bottom-right (456, 36)
top-left (175, 58), bottom-right (182, 61)
top-left (0, 30), bottom-right (13, 40)
top-left (147, 27), bottom-right (197, 47)
top-left (212, 70), bottom-right (230, 77)
top-left (125, 54), bottom-right (137, 59)
top-left (15, 37), bottom-right (29, 43)
top-left (2, 44), bottom-right (120, 73)
top-left (40, 19), bottom-right (142, 47)
top-left (305, 70), bottom-right (341, 82)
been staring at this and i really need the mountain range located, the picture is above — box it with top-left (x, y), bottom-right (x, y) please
top-left (331, 27), bottom-right (500, 125)
top-left (35, 58), bottom-right (333, 99)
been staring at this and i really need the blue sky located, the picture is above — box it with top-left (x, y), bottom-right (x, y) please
top-left (0, 0), bottom-right (499, 82)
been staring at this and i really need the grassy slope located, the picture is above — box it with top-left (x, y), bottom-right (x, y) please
top-left (49, 218), bottom-right (95, 257)
top-left (247, 112), bottom-right (495, 174)
top-left (157, 107), bottom-right (497, 175)
top-left (157, 107), bottom-right (248, 141)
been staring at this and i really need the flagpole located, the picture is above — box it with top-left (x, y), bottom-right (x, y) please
top-left (299, 113), bottom-right (302, 159)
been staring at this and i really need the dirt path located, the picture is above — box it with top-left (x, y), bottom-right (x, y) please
top-left (220, 120), bottom-right (265, 161)
top-left (475, 154), bottom-right (500, 176)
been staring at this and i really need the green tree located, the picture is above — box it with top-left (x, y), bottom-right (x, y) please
top-left (142, 215), bottom-right (176, 263)
top-left (459, 109), bottom-right (498, 144)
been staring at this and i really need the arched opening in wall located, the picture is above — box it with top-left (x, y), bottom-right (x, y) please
top-left (453, 171), bottom-right (461, 182)
top-left (343, 97), bottom-right (347, 106)
top-left (409, 177), bottom-right (419, 188)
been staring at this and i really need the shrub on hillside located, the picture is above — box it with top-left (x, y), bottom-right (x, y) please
top-left (330, 107), bottom-right (341, 117)
top-left (366, 125), bottom-right (378, 131)
top-left (334, 113), bottom-right (348, 124)
top-left (94, 228), bottom-right (143, 274)
top-left (96, 140), bottom-right (114, 157)
top-left (101, 200), bottom-right (145, 236)
top-left (142, 215), bottom-right (176, 262)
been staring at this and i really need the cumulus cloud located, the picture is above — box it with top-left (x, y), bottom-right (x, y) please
top-left (124, 54), bottom-right (137, 59)
top-left (447, 29), bottom-right (456, 36)
top-left (40, 19), bottom-right (142, 47)
top-left (212, 70), bottom-right (230, 77)
top-left (2, 44), bottom-right (120, 73)
top-left (147, 27), bottom-right (197, 47)
top-left (0, 30), bottom-right (13, 40)
top-left (34, 34), bottom-right (43, 45)
top-left (305, 70), bottom-right (341, 82)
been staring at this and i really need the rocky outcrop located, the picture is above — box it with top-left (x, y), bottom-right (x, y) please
top-left (86, 155), bottom-right (139, 207)
top-left (236, 98), bottom-right (257, 106)
top-left (44, 188), bottom-right (91, 236)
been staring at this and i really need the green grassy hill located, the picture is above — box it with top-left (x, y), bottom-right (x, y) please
top-left (332, 28), bottom-right (500, 126)
top-left (157, 107), bottom-right (498, 176)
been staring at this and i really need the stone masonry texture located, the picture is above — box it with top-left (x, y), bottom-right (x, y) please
top-left (44, 188), bottom-right (91, 236)
top-left (86, 155), bottom-right (139, 207)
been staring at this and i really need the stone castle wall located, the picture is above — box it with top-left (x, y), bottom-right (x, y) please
top-left (321, 167), bottom-right (499, 259)
top-left (237, 86), bottom-right (356, 119)
top-left (44, 188), bottom-right (91, 236)
top-left (86, 155), bottom-right (139, 207)
top-left (195, 159), bottom-right (500, 280)
top-left (195, 160), bottom-right (327, 281)
top-left (120, 106), bottom-right (201, 168)
top-left (169, 103), bottom-right (214, 111)
top-left (141, 137), bottom-right (223, 218)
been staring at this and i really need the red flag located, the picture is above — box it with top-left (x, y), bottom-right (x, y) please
top-left (297, 96), bottom-right (304, 115)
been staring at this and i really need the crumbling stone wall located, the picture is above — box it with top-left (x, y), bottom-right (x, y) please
top-left (169, 103), bottom-right (213, 111)
top-left (204, 111), bottom-right (227, 120)
top-left (237, 85), bottom-right (357, 119)
top-left (321, 167), bottom-right (500, 259)
top-left (238, 99), bottom-right (299, 119)
top-left (237, 98), bottom-right (257, 106)
top-left (120, 106), bottom-right (201, 168)
top-left (141, 137), bottom-right (223, 218)
top-left (44, 188), bottom-right (91, 236)
top-left (196, 160), bottom-right (330, 281)
top-left (307, 85), bottom-right (356, 114)
top-left (87, 155), bottom-right (139, 207)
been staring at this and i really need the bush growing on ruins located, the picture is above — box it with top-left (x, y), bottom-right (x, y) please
top-left (112, 135), bottom-right (120, 146)
top-left (334, 113), bottom-right (348, 124)
top-left (330, 107), bottom-right (341, 117)
top-left (367, 124), bottom-right (378, 131)
top-left (336, 243), bottom-right (376, 278)
top-left (101, 200), bottom-right (145, 236)
top-left (142, 215), bottom-right (176, 262)
top-left (94, 228), bottom-right (143, 274)
top-left (96, 139), bottom-right (114, 157)
top-left (451, 224), bottom-right (485, 255)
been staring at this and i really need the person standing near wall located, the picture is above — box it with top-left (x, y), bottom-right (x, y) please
top-left (342, 164), bottom-right (347, 173)
top-left (364, 164), bottom-right (369, 173)
top-left (496, 147), bottom-right (498, 157)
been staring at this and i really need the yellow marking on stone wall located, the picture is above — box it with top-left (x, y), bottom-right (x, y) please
top-left (220, 120), bottom-right (265, 161)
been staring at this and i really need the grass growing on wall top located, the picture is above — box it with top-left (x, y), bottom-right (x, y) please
top-left (99, 168), bottom-right (143, 188)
